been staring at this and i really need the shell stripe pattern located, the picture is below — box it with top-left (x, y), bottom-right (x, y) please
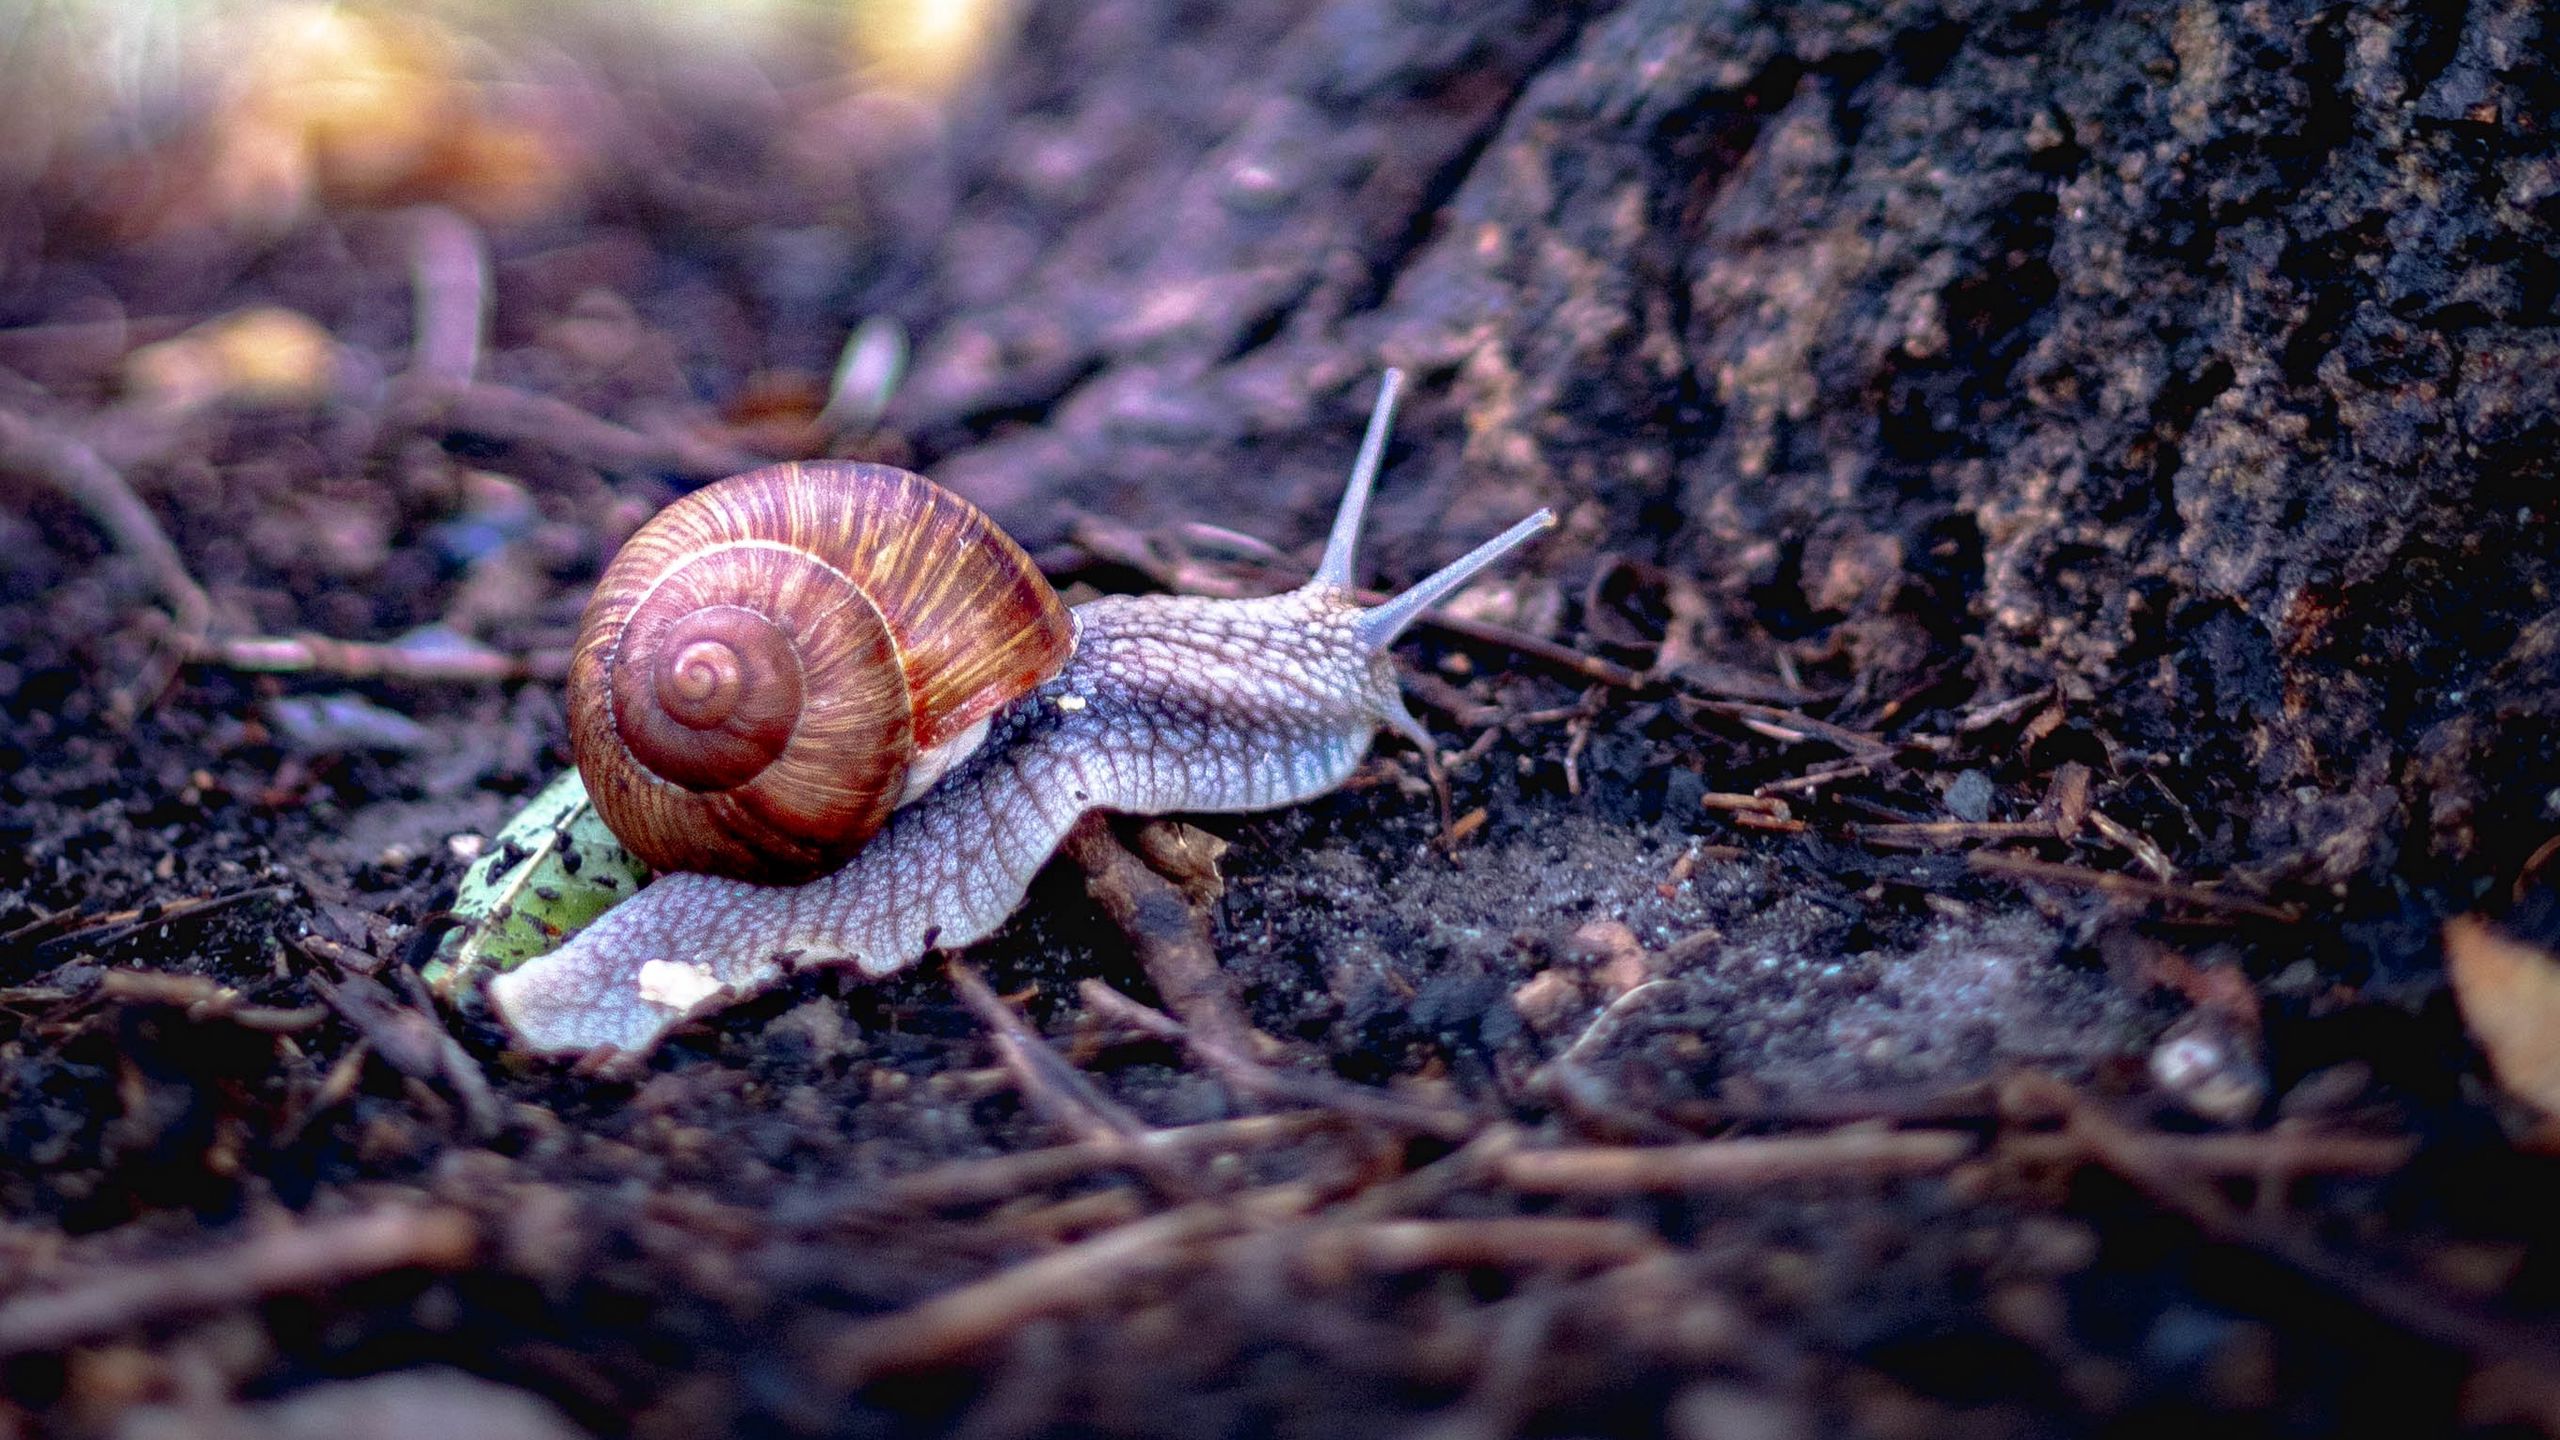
top-left (583, 537), bottom-right (908, 879)
top-left (795, 463), bottom-right (1076, 752)
top-left (569, 462), bottom-right (1073, 880)
top-left (659, 463), bottom-right (1073, 754)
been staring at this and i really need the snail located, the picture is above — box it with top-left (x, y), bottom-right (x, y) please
top-left (489, 371), bottom-right (1555, 1055)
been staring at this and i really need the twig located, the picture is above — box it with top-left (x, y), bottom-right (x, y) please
top-left (946, 958), bottom-right (1153, 1151)
top-left (191, 630), bottom-right (559, 683)
top-left (0, 405), bottom-right (214, 710)
top-left (1691, 700), bottom-right (1893, 759)
top-left (1059, 815), bottom-right (1478, 1137)
top-left (93, 970), bottom-right (326, 1032)
top-left (1968, 851), bottom-right (2300, 922)
top-left (1561, 702), bottom-right (1594, 796)
top-left (1, 400), bottom-right (554, 699)
top-left (1525, 980), bottom-right (1695, 1143)
top-left (2001, 1127), bottom-right (2416, 1178)
top-left (0, 904), bottom-right (84, 948)
top-left (1696, 792), bottom-right (1805, 833)
top-left (820, 1184), bottom-right (1316, 1386)
top-left (849, 1113), bottom-right (1335, 1215)
top-left (312, 973), bottom-right (503, 1140)
top-left (0, 408), bottom-right (212, 640)
top-left (2086, 807), bottom-right (2176, 883)
top-left (31, 885), bottom-right (297, 964)
top-left (1290, 1218), bottom-right (1660, 1283)
top-left (1076, 980), bottom-right (1476, 1138)
top-left (1756, 755), bottom-right (1886, 797)
top-left (1851, 819), bottom-right (2065, 848)
top-left (406, 206), bottom-right (489, 386)
top-left (390, 376), bottom-right (763, 479)
top-left (1494, 1129), bottom-right (1975, 1194)
top-left (2519, 832), bottom-right (2560, 904)
top-left (1384, 601), bottom-right (1644, 690)
top-left (275, 1041), bottom-right (372, 1149)
top-left (1060, 817), bottom-right (1264, 1066)
top-left (2036, 1084), bottom-right (2560, 1400)
top-left (1954, 691), bottom-right (2052, 732)
top-left (0, 1205), bottom-right (476, 1356)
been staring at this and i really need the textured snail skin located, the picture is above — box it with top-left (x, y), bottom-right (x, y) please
top-left (488, 372), bottom-right (1555, 1057)
top-left (497, 587), bottom-right (1406, 1053)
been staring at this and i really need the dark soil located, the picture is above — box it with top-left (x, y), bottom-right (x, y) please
top-left (3, 1), bottom-right (2558, 1436)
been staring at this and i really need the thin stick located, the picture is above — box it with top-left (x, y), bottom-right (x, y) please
top-left (1851, 819), bottom-right (2065, 848)
top-left (1756, 756), bottom-right (1886, 796)
top-left (94, 971), bottom-right (326, 1032)
top-left (1290, 1218), bottom-right (1660, 1282)
top-left (0, 405), bottom-right (214, 710)
top-left (821, 1185), bottom-right (1316, 1385)
top-left (1060, 817), bottom-right (1262, 1064)
top-left (0, 408), bottom-right (212, 640)
top-left (1691, 699), bottom-right (1893, 758)
top-left (191, 631), bottom-right (554, 682)
top-left (392, 377), bottom-right (763, 479)
top-left (1495, 1130), bottom-right (1975, 1194)
top-left (861, 1113), bottom-right (1334, 1215)
top-left (2047, 1089), bottom-right (2560, 1396)
top-left (1077, 980), bottom-right (1476, 1138)
top-left (1064, 818), bottom-right (1477, 1137)
top-left (0, 1206), bottom-right (476, 1356)
top-left (2087, 807), bottom-right (2177, 883)
top-left (2002, 1127), bottom-right (2415, 1178)
top-left (1968, 851), bottom-right (2300, 922)
top-left (275, 1041), bottom-right (372, 1148)
top-left (311, 973), bottom-right (504, 1140)
top-left (1389, 603), bottom-right (1646, 689)
top-left (32, 885), bottom-right (297, 964)
top-left (1, 403), bottom-right (558, 698)
top-left (947, 958), bottom-right (1153, 1150)
top-left (406, 206), bottom-right (490, 386)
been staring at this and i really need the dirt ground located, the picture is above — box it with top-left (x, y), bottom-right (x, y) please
top-left (3, 1), bottom-right (2559, 1436)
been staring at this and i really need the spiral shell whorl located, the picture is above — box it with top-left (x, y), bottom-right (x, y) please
top-left (569, 462), bottom-right (1075, 883)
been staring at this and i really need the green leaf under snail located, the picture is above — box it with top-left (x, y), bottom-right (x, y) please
top-left (424, 768), bottom-right (650, 994)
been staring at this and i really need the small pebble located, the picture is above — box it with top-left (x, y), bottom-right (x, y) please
top-left (1945, 769), bottom-right (1996, 823)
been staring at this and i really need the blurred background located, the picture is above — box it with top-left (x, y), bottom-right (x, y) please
top-left (1, 0), bottom-right (1012, 211)
top-left (0, 0), bottom-right (1013, 394)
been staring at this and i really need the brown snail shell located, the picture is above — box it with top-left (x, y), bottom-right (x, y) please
top-left (568, 461), bottom-right (1076, 883)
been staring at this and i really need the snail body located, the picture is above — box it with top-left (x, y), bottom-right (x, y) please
top-left (490, 373), bottom-right (1554, 1056)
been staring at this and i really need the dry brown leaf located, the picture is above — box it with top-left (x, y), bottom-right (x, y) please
top-left (2445, 915), bottom-right (2560, 1120)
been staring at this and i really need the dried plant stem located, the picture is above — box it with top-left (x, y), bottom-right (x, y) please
top-left (0, 1206), bottom-right (475, 1357)
top-left (1969, 850), bottom-right (2300, 922)
top-left (1495, 1130), bottom-right (1975, 1193)
top-left (821, 1184), bottom-right (1317, 1385)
